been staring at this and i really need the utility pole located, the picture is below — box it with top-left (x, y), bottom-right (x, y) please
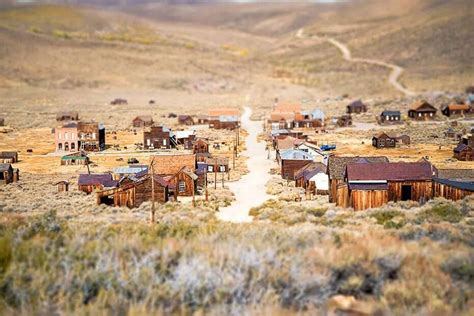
top-left (214, 158), bottom-right (217, 190)
top-left (205, 172), bottom-right (209, 203)
top-left (150, 158), bottom-right (156, 224)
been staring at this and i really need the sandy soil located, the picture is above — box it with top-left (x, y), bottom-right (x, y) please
top-left (217, 106), bottom-right (275, 223)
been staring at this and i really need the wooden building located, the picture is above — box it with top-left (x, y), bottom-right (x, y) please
top-left (60, 153), bottom-right (89, 166)
top-left (441, 104), bottom-right (472, 117)
top-left (279, 150), bottom-right (313, 180)
top-left (0, 151), bottom-right (18, 163)
top-left (170, 167), bottom-right (198, 197)
top-left (372, 132), bottom-right (396, 148)
top-left (269, 112), bottom-right (295, 130)
top-left (56, 111), bottom-right (79, 122)
top-left (327, 156), bottom-right (389, 203)
top-left (78, 173), bottom-right (118, 194)
top-left (444, 128), bottom-right (457, 139)
top-left (96, 174), bottom-right (170, 208)
top-left (143, 125), bottom-right (176, 149)
top-left (453, 144), bottom-right (473, 161)
top-left (408, 101), bottom-right (437, 120)
top-left (205, 157), bottom-right (229, 173)
top-left (343, 162), bottom-right (436, 210)
top-left (112, 165), bottom-right (148, 180)
top-left (208, 108), bottom-right (240, 130)
top-left (395, 134), bottom-right (411, 146)
top-left (346, 100), bottom-right (367, 114)
top-left (0, 163), bottom-right (19, 184)
top-left (433, 178), bottom-right (474, 201)
top-left (178, 115), bottom-right (195, 126)
top-left (337, 115), bottom-right (352, 127)
top-left (132, 115), bottom-right (154, 128)
top-left (196, 115), bottom-right (209, 125)
top-left (175, 130), bottom-right (196, 150)
top-left (193, 138), bottom-right (209, 154)
top-left (56, 181), bottom-right (69, 192)
top-left (295, 162), bottom-right (328, 195)
top-left (379, 110), bottom-right (401, 124)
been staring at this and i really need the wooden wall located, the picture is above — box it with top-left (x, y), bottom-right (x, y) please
top-left (388, 180), bottom-right (433, 203)
top-left (433, 182), bottom-right (473, 200)
top-left (79, 184), bottom-right (103, 194)
top-left (335, 183), bottom-right (350, 208)
top-left (351, 189), bottom-right (388, 211)
top-left (281, 160), bottom-right (312, 180)
top-left (171, 171), bottom-right (195, 197)
top-left (329, 178), bottom-right (343, 203)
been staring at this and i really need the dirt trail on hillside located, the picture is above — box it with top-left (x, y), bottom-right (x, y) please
top-left (217, 106), bottom-right (273, 223)
top-left (296, 28), bottom-right (417, 96)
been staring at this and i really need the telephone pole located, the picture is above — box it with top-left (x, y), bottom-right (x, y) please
top-left (150, 158), bottom-right (156, 224)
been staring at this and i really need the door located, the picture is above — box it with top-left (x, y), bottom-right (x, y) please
top-left (401, 185), bottom-right (412, 201)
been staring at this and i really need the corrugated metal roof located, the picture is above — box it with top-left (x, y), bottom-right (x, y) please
top-left (0, 163), bottom-right (12, 172)
top-left (219, 115), bottom-right (239, 122)
top-left (434, 178), bottom-right (474, 191)
top-left (381, 110), bottom-right (400, 116)
top-left (346, 162), bottom-right (434, 181)
top-left (78, 174), bottom-right (117, 187)
top-left (280, 149), bottom-right (313, 160)
top-left (328, 156), bottom-right (389, 180)
top-left (176, 130), bottom-right (196, 139)
top-left (349, 183), bottom-right (389, 190)
top-left (113, 166), bottom-right (148, 174)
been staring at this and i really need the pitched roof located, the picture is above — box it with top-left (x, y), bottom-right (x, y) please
top-left (294, 162), bottom-right (327, 180)
top-left (349, 183), bottom-right (389, 190)
top-left (179, 167), bottom-right (198, 180)
top-left (454, 143), bottom-right (471, 153)
top-left (373, 132), bottom-right (395, 139)
top-left (410, 100), bottom-right (436, 111)
top-left (0, 151), bottom-right (17, 158)
top-left (437, 169), bottom-right (474, 181)
top-left (0, 163), bottom-right (12, 172)
top-left (280, 149), bottom-right (313, 160)
top-left (277, 136), bottom-right (304, 150)
top-left (270, 112), bottom-right (295, 122)
top-left (328, 156), bottom-right (389, 180)
top-left (208, 108), bottom-right (240, 117)
top-left (270, 129), bottom-right (289, 136)
top-left (113, 166), bottom-right (148, 174)
top-left (434, 178), bottom-right (474, 192)
top-left (347, 100), bottom-right (366, 108)
top-left (78, 174), bottom-right (117, 187)
top-left (346, 162), bottom-right (434, 181)
top-left (150, 152), bottom-right (196, 175)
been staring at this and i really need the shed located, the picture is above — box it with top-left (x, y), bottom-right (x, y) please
top-left (196, 115), bottom-right (209, 125)
top-left (395, 134), bottom-right (411, 146)
top-left (453, 144), bottom-right (473, 161)
top-left (78, 173), bottom-right (118, 194)
top-left (346, 100), bottom-right (367, 114)
top-left (372, 132), bottom-right (396, 148)
top-left (279, 149), bottom-right (313, 180)
top-left (55, 180), bottom-right (69, 192)
top-left (337, 115), bottom-right (352, 127)
top-left (408, 101), bottom-right (437, 120)
top-left (295, 162), bottom-right (328, 195)
top-left (193, 138), bottom-right (210, 154)
top-left (111, 98), bottom-right (127, 105)
top-left (0, 151), bottom-right (18, 163)
top-left (0, 163), bottom-right (15, 184)
top-left (444, 128), bottom-right (457, 139)
top-left (60, 153), bottom-right (89, 166)
top-left (171, 167), bottom-right (198, 197)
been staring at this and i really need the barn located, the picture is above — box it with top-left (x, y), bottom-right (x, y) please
top-left (342, 162), bottom-right (436, 210)
top-left (327, 156), bottom-right (389, 203)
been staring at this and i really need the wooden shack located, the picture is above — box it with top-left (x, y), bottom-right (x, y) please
top-left (327, 156), bottom-right (389, 203)
top-left (175, 130), bottom-right (196, 150)
top-left (372, 132), bottom-right (396, 148)
top-left (96, 174), bottom-right (170, 208)
top-left (78, 173), bottom-right (117, 194)
top-left (408, 101), bottom-right (437, 120)
top-left (343, 162), bottom-right (436, 210)
top-left (294, 162), bottom-right (328, 195)
top-left (132, 115), bottom-right (154, 128)
top-left (441, 104), bottom-right (472, 117)
top-left (196, 115), bottom-right (209, 125)
top-left (56, 111), bottom-right (79, 122)
top-left (379, 110), bottom-right (401, 124)
top-left (346, 100), bottom-right (367, 114)
top-left (193, 138), bottom-right (209, 154)
top-left (279, 150), bottom-right (313, 180)
top-left (208, 108), bottom-right (240, 130)
top-left (170, 167), bottom-right (198, 197)
top-left (56, 181), bottom-right (69, 192)
top-left (395, 134), bottom-right (411, 146)
top-left (0, 151), bottom-right (18, 163)
top-left (205, 157), bottom-right (229, 173)
top-left (178, 115), bottom-right (195, 126)
top-left (453, 144), bottom-right (473, 161)
top-left (0, 163), bottom-right (16, 184)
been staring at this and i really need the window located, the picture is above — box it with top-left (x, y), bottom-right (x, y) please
top-left (65, 132), bottom-right (68, 140)
top-left (429, 113), bottom-right (433, 117)
top-left (71, 143), bottom-right (75, 150)
top-left (64, 142), bottom-right (69, 151)
top-left (418, 113), bottom-right (422, 117)
top-left (58, 143), bottom-right (63, 151)
top-left (219, 165), bottom-right (226, 172)
top-left (207, 165), bottom-right (214, 172)
top-left (178, 181), bottom-right (186, 193)
top-left (147, 139), bottom-right (151, 147)
top-left (92, 133), bottom-right (96, 140)
top-left (58, 133), bottom-right (61, 140)
top-left (163, 139), bottom-right (167, 146)
top-left (386, 115), bottom-right (390, 121)
top-left (395, 117), bottom-right (399, 120)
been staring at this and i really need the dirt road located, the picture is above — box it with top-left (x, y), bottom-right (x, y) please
top-left (217, 106), bottom-right (273, 223)
top-left (296, 28), bottom-right (417, 96)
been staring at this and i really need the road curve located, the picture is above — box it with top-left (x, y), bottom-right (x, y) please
top-left (297, 28), bottom-right (416, 96)
top-left (217, 107), bottom-right (273, 223)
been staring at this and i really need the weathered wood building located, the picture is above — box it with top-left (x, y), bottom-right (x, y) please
top-left (453, 144), bottom-right (473, 161)
top-left (408, 101), bottom-right (437, 120)
top-left (342, 162), bottom-right (436, 210)
top-left (433, 178), bottom-right (474, 201)
top-left (372, 132), bottom-right (396, 148)
top-left (441, 104), bottom-right (472, 117)
top-left (0, 163), bottom-right (19, 184)
top-left (337, 115), bottom-right (352, 127)
top-left (346, 100), bottom-right (367, 114)
top-left (279, 149), bottom-right (313, 180)
top-left (208, 108), bottom-right (240, 130)
top-left (295, 162), bottom-right (328, 195)
top-left (170, 167), bottom-right (198, 197)
top-left (379, 110), bottom-right (401, 124)
top-left (144, 125), bottom-right (176, 149)
top-left (78, 173), bottom-right (118, 194)
top-left (178, 115), bottom-right (195, 126)
top-left (132, 115), bottom-right (154, 128)
top-left (150, 152), bottom-right (196, 176)
top-left (175, 130), bottom-right (196, 150)
top-left (327, 156), bottom-right (389, 203)
top-left (56, 180), bottom-right (69, 192)
top-left (0, 151), bottom-right (18, 163)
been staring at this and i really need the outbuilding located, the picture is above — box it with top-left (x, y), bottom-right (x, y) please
top-left (379, 110), bottom-right (401, 124)
top-left (295, 162), bottom-right (328, 195)
top-left (441, 104), bottom-right (472, 117)
top-left (408, 101), bottom-right (437, 120)
top-left (132, 115), bottom-right (154, 128)
top-left (372, 132), bottom-right (396, 148)
top-left (346, 100), bottom-right (367, 114)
